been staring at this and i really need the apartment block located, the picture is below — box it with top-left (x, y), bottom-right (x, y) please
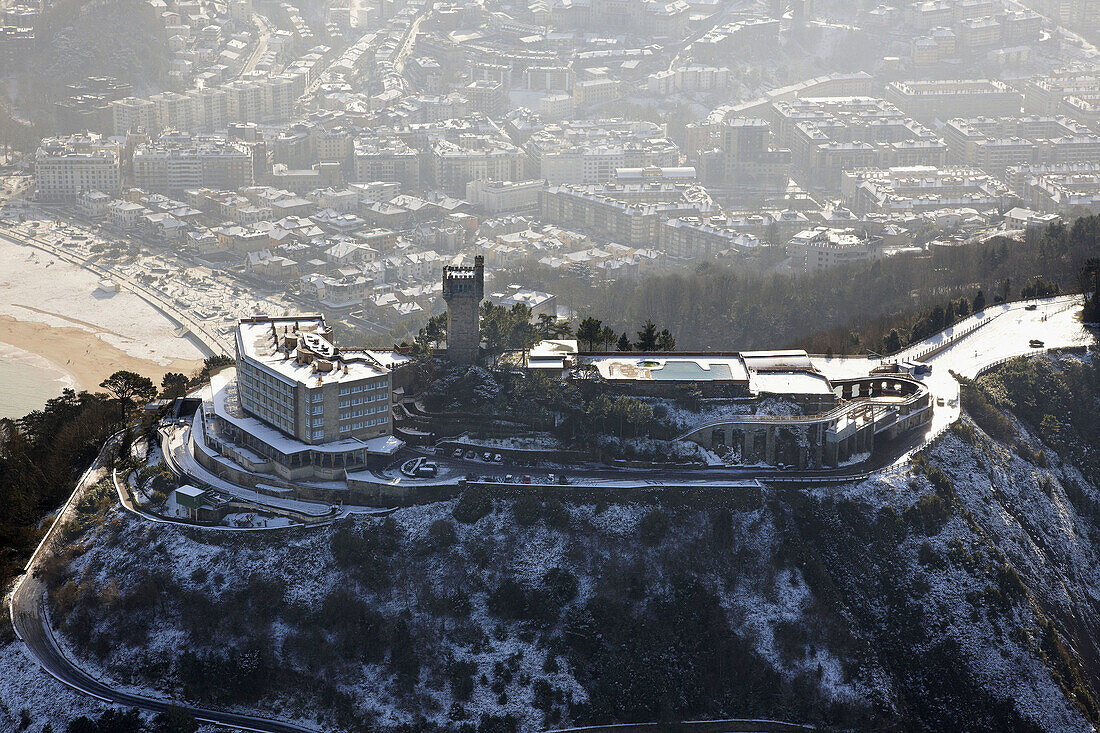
top-left (885, 79), bottom-right (1023, 123)
top-left (133, 134), bottom-right (254, 195)
top-left (34, 133), bottom-right (122, 202)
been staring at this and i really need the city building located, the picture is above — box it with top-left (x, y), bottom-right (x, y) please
top-left (465, 179), bottom-right (543, 214)
top-left (132, 134), bottom-right (254, 195)
top-left (768, 97), bottom-right (944, 191)
top-left (540, 183), bottom-right (718, 248)
top-left (1004, 162), bottom-right (1100, 213)
top-left (840, 165), bottom-right (1015, 214)
top-left (787, 227), bottom-right (883, 272)
top-left (885, 79), bottom-right (1023, 123)
top-left (353, 136), bottom-right (421, 190)
top-left (429, 136), bottom-right (526, 197)
top-left (709, 118), bottom-right (793, 200)
top-left (34, 134), bottom-right (122, 202)
top-left (526, 121), bottom-right (680, 185)
top-left (942, 116), bottom-right (1100, 176)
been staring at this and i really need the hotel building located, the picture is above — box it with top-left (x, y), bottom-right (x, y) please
top-left (198, 316), bottom-right (405, 481)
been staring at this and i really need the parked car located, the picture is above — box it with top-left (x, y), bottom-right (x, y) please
top-left (522, 474), bottom-right (532, 484)
top-left (1029, 339), bottom-right (1045, 348)
top-left (492, 454), bottom-right (503, 463)
top-left (547, 473), bottom-right (556, 484)
top-left (452, 448), bottom-right (463, 459)
top-left (1025, 304), bottom-right (1038, 311)
top-left (505, 474), bottom-right (514, 483)
top-left (481, 452), bottom-right (492, 462)
top-left (415, 461), bottom-right (438, 477)
top-left (464, 450), bottom-right (476, 460)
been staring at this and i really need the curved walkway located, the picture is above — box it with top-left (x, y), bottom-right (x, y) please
top-left (8, 431), bottom-right (320, 732)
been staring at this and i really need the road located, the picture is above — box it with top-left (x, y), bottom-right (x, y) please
top-left (393, 7), bottom-right (430, 75)
top-left (8, 432), bottom-right (320, 732)
top-left (240, 13), bottom-right (274, 77)
top-left (12, 579), bottom-right (316, 733)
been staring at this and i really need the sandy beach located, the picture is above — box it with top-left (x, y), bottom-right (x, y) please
top-left (0, 314), bottom-right (204, 393)
top-left (0, 231), bottom-right (207, 397)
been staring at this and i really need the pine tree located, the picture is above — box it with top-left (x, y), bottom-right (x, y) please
top-left (100, 371), bottom-right (157, 422)
top-left (657, 329), bottom-right (676, 351)
top-left (598, 325), bottom-right (617, 350)
top-left (617, 332), bottom-right (632, 351)
top-left (576, 317), bottom-right (603, 351)
top-left (634, 320), bottom-right (659, 351)
top-left (884, 329), bottom-right (902, 354)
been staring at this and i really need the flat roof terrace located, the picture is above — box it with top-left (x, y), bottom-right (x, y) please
top-left (584, 355), bottom-right (751, 383)
top-left (237, 316), bottom-right (389, 386)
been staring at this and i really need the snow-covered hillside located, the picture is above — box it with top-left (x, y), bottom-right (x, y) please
top-left (4, 351), bottom-right (1099, 732)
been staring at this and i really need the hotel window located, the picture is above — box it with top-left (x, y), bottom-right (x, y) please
top-left (338, 386), bottom-right (351, 395)
top-left (339, 399), bottom-right (350, 407)
top-left (340, 425), bottom-right (351, 433)
top-left (352, 421), bottom-right (363, 429)
top-left (311, 392), bottom-right (323, 403)
top-left (312, 405), bottom-right (323, 415)
top-left (312, 418), bottom-right (323, 427)
top-left (312, 430), bottom-right (324, 440)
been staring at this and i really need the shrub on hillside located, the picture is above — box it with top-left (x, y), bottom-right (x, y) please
top-left (638, 508), bottom-right (669, 546)
top-left (514, 495), bottom-right (541, 526)
top-left (454, 487), bottom-right (493, 524)
top-left (960, 382), bottom-right (1015, 443)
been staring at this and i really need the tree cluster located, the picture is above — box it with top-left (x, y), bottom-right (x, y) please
top-left (505, 214), bottom-right (1100, 355)
top-left (64, 706), bottom-right (196, 733)
top-left (0, 389), bottom-right (118, 587)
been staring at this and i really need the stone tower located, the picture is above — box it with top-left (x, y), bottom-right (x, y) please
top-left (442, 255), bottom-right (484, 364)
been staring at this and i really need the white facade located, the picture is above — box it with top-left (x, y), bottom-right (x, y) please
top-left (34, 135), bottom-right (121, 202)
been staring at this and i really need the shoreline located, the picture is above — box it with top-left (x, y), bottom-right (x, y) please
top-left (0, 314), bottom-right (205, 394)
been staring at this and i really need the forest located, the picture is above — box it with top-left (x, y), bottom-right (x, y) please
top-left (505, 215), bottom-right (1100, 355)
top-left (0, 389), bottom-right (119, 589)
top-left (0, 355), bottom-right (231, 590)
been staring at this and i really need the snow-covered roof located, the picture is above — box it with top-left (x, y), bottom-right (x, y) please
top-left (583, 355), bottom-right (750, 383)
top-left (237, 316), bottom-right (389, 386)
top-left (749, 371), bottom-right (834, 396)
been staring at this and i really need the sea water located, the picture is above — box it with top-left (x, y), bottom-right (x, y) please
top-left (0, 342), bottom-right (78, 420)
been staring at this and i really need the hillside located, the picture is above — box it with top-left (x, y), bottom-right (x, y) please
top-left (503, 217), bottom-right (1100, 355)
top-left (5, 350), bottom-right (1100, 732)
top-left (13, 0), bottom-right (170, 126)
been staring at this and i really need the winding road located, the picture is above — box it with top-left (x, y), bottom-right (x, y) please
top-left (8, 432), bottom-right (318, 732)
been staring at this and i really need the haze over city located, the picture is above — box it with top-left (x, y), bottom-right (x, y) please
top-left (0, 0), bottom-right (1099, 731)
